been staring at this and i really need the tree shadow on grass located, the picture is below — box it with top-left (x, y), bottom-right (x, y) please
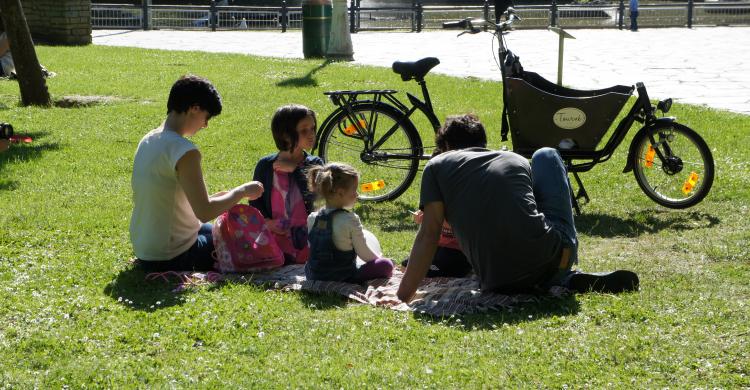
top-left (276, 60), bottom-right (332, 88)
top-left (576, 209), bottom-right (720, 238)
top-left (414, 294), bottom-right (581, 329)
top-left (104, 264), bottom-right (188, 312)
top-left (356, 200), bottom-right (417, 233)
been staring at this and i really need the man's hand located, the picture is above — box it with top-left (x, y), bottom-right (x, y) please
top-left (397, 201), bottom-right (444, 303)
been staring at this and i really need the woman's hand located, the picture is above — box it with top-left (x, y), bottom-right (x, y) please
top-left (239, 181), bottom-right (264, 200)
top-left (177, 150), bottom-right (265, 222)
top-left (266, 219), bottom-right (290, 236)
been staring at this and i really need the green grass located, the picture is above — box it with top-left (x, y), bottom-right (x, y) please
top-left (0, 44), bottom-right (748, 388)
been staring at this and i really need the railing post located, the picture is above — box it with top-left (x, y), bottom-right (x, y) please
top-left (210, 0), bottom-right (217, 31)
top-left (356, 0), bottom-right (361, 32)
top-left (687, 0), bottom-right (694, 28)
top-left (411, 0), bottom-right (416, 32)
top-left (618, 0), bottom-right (625, 29)
top-left (142, 0), bottom-right (151, 30)
top-left (349, 0), bottom-right (357, 33)
top-left (483, 0), bottom-right (490, 31)
top-left (550, 0), bottom-right (558, 27)
top-left (281, 0), bottom-right (288, 32)
top-left (416, 2), bottom-right (423, 32)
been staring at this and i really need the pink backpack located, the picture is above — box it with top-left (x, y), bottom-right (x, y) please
top-left (213, 204), bottom-right (284, 273)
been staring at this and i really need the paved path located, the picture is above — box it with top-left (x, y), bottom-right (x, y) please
top-left (93, 28), bottom-right (750, 114)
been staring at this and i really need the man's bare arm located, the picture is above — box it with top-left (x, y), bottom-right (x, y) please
top-left (397, 201), bottom-right (444, 303)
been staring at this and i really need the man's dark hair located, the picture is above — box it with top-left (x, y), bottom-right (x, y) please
top-left (435, 114), bottom-right (487, 153)
top-left (166, 75), bottom-right (222, 118)
top-left (271, 104), bottom-right (316, 152)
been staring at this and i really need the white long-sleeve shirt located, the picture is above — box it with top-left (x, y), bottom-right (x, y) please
top-left (307, 207), bottom-right (381, 262)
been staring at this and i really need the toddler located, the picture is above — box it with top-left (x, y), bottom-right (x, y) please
top-left (305, 163), bottom-right (394, 282)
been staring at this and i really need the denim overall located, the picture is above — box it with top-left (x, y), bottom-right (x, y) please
top-left (304, 209), bottom-right (358, 282)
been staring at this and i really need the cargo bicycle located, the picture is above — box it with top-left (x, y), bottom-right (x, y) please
top-left (313, 10), bottom-right (714, 212)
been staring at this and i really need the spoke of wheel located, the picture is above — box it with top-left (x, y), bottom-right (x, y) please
top-left (369, 109), bottom-right (379, 141)
top-left (326, 137), bottom-right (366, 153)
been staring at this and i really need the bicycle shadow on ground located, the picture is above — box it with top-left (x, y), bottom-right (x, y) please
top-left (415, 294), bottom-right (582, 329)
top-left (276, 60), bottom-right (332, 88)
top-left (356, 200), bottom-right (418, 233)
top-left (576, 209), bottom-right (720, 238)
top-left (104, 263), bottom-right (190, 312)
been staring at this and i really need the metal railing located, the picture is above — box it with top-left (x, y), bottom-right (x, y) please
top-left (150, 5), bottom-right (212, 30)
top-left (421, 5), bottom-right (491, 30)
top-left (91, 1), bottom-right (750, 32)
top-left (91, 4), bottom-right (143, 29)
top-left (694, 2), bottom-right (750, 26)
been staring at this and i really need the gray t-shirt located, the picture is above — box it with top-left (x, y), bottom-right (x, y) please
top-left (419, 148), bottom-right (562, 291)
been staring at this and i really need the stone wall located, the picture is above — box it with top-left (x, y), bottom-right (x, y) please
top-left (22, 0), bottom-right (92, 45)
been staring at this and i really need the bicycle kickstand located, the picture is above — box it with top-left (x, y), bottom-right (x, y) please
top-left (568, 171), bottom-right (590, 216)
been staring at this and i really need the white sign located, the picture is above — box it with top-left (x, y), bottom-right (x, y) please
top-left (553, 107), bottom-right (587, 130)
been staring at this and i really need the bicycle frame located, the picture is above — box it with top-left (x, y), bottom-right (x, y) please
top-left (314, 83), bottom-right (441, 160)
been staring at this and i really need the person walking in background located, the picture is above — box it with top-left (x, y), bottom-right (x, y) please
top-left (629, 0), bottom-right (639, 31)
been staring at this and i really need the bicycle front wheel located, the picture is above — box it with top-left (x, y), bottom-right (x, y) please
top-left (631, 122), bottom-right (714, 208)
top-left (318, 102), bottom-right (423, 202)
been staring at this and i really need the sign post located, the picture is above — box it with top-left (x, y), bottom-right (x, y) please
top-left (547, 26), bottom-right (575, 86)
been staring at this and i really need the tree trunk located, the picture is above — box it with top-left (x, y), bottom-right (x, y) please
top-left (0, 0), bottom-right (51, 107)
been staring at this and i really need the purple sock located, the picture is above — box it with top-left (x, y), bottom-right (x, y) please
top-left (355, 258), bottom-right (394, 281)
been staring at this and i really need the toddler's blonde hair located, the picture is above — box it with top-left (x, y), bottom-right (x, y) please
top-left (307, 162), bottom-right (359, 200)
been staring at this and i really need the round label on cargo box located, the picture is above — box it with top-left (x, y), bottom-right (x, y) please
top-left (553, 107), bottom-right (587, 130)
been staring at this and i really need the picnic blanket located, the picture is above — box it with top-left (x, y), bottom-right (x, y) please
top-left (146, 265), bottom-right (567, 317)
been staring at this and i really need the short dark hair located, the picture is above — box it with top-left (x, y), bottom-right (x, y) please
top-left (166, 75), bottom-right (222, 118)
top-left (271, 104), bottom-right (317, 152)
top-left (435, 114), bottom-right (487, 152)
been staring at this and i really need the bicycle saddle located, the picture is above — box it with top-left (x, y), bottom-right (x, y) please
top-left (392, 57), bottom-right (440, 82)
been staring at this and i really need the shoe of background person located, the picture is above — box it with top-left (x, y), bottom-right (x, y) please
top-left (568, 270), bottom-right (639, 293)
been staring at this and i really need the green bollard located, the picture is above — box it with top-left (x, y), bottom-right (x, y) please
top-left (302, 0), bottom-right (332, 58)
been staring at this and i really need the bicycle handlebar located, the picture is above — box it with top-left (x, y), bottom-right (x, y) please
top-left (441, 19), bottom-right (470, 29)
top-left (442, 9), bottom-right (519, 34)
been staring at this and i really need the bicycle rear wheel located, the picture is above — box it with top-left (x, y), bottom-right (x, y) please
top-left (318, 102), bottom-right (423, 202)
top-left (631, 122), bottom-right (714, 208)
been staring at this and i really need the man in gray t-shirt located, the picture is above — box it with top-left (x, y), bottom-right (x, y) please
top-left (419, 147), bottom-right (562, 291)
top-left (397, 115), bottom-right (638, 301)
